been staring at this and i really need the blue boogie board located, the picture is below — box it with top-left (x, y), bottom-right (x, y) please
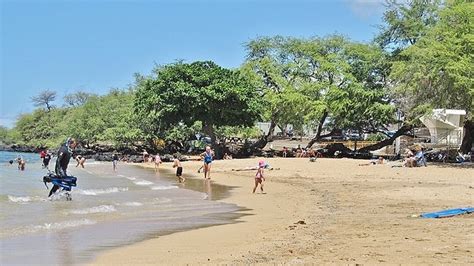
top-left (43, 173), bottom-right (77, 200)
top-left (421, 207), bottom-right (474, 218)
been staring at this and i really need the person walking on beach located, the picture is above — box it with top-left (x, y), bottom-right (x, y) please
top-left (172, 154), bottom-right (185, 183)
top-left (50, 138), bottom-right (77, 197)
top-left (112, 153), bottom-right (119, 171)
top-left (253, 160), bottom-right (266, 194)
top-left (200, 146), bottom-right (214, 179)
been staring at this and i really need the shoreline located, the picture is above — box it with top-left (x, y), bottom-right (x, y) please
top-left (92, 158), bottom-right (473, 264)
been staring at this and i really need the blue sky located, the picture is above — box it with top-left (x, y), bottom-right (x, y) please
top-left (0, 0), bottom-right (384, 128)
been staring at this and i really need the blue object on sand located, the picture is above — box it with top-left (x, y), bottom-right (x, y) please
top-left (421, 207), bottom-right (474, 218)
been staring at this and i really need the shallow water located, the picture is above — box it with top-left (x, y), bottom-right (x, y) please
top-left (0, 151), bottom-right (242, 265)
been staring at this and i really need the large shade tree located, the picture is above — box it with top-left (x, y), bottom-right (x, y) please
top-left (243, 35), bottom-right (395, 149)
top-left (388, 0), bottom-right (474, 153)
top-left (134, 61), bottom-right (263, 146)
top-left (357, 0), bottom-right (445, 153)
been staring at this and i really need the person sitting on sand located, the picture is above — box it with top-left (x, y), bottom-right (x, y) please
top-left (172, 154), bottom-right (185, 183)
top-left (253, 160), bottom-right (266, 194)
top-left (295, 145), bottom-right (302, 158)
top-left (413, 147), bottom-right (427, 167)
top-left (405, 146), bottom-right (426, 167)
top-left (403, 148), bottom-right (414, 167)
top-left (282, 146), bottom-right (288, 157)
top-left (308, 149), bottom-right (319, 162)
top-left (223, 152), bottom-right (233, 160)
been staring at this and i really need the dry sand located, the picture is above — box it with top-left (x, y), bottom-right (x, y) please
top-left (93, 158), bottom-right (473, 264)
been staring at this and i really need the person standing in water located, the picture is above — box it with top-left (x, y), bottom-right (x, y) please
top-left (200, 146), bottom-right (214, 179)
top-left (154, 153), bottom-right (162, 171)
top-left (172, 154), bottom-right (185, 183)
top-left (43, 150), bottom-right (51, 169)
top-left (75, 155), bottom-right (86, 168)
top-left (49, 138), bottom-right (77, 197)
top-left (17, 156), bottom-right (26, 171)
top-left (112, 153), bottom-right (119, 171)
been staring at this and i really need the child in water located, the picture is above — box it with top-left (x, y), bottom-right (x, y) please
top-left (172, 154), bottom-right (185, 183)
top-left (253, 160), bottom-right (266, 194)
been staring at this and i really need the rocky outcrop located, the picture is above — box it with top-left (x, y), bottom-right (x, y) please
top-left (0, 144), bottom-right (38, 153)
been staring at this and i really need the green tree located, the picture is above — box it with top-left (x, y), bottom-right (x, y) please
top-left (64, 91), bottom-right (95, 107)
top-left (14, 108), bottom-right (69, 147)
top-left (0, 126), bottom-right (16, 144)
top-left (242, 36), bottom-right (325, 148)
top-left (388, 0), bottom-right (474, 153)
top-left (357, 0), bottom-right (444, 153)
top-left (134, 61), bottom-right (263, 146)
top-left (243, 35), bottom-right (395, 149)
top-left (64, 89), bottom-right (141, 147)
top-left (376, 0), bottom-right (441, 52)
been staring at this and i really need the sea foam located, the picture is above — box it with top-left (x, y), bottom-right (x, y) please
top-left (133, 180), bottom-right (154, 186)
top-left (8, 195), bottom-right (44, 203)
top-left (77, 187), bottom-right (128, 196)
top-left (69, 205), bottom-right (117, 214)
top-left (151, 185), bottom-right (178, 190)
top-left (32, 219), bottom-right (96, 231)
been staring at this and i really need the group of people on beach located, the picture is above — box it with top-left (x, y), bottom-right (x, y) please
top-left (141, 145), bottom-right (266, 193)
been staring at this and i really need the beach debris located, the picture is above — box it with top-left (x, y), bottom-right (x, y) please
top-left (295, 220), bottom-right (306, 225)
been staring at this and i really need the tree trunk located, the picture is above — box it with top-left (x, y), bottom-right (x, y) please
top-left (460, 119), bottom-right (474, 154)
top-left (202, 122), bottom-right (216, 145)
top-left (306, 111), bottom-right (328, 149)
top-left (358, 125), bottom-right (413, 153)
top-left (250, 120), bottom-right (276, 150)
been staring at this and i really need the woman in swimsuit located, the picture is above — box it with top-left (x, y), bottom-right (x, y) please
top-left (200, 146), bottom-right (214, 179)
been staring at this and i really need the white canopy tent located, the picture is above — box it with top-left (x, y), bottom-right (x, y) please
top-left (420, 109), bottom-right (466, 145)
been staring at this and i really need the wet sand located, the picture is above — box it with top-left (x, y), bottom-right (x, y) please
top-left (92, 158), bottom-right (474, 264)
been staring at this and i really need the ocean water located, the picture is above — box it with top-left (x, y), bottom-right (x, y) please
top-left (0, 151), bottom-right (242, 265)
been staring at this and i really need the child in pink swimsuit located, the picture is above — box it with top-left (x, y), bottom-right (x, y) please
top-left (253, 160), bottom-right (266, 193)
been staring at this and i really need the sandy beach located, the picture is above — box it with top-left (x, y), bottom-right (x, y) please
top-left (93, 158), bottom-right (473, 264)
